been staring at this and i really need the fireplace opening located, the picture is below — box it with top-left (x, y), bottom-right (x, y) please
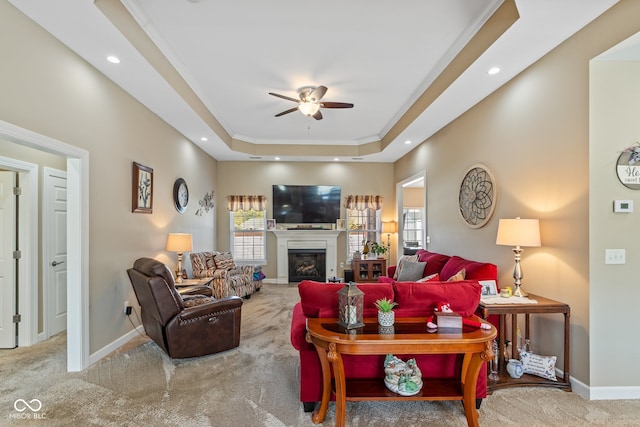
top-left (288, 249), bottom-right (326, 282)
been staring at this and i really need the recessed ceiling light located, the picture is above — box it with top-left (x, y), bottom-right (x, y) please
top-left (334, 158), bottom-right (340, 161)
top-left (275, 157), bottom-right (280, 161)
top-left (200, 137), bottom-right (208, 141)
top-left (106, 55), bottom-right (120, 64)
top-left (488, 67), bottom-right (501, 75)
top-left (405, 140), bottom-right (412, 145)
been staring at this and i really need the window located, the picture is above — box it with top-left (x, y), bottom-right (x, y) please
top-left (402, 208), bottom-right (424, 250)
top-left (346, 208), bottom-right (381, 259)
top-left (230, 209), bottom-right (266, 263)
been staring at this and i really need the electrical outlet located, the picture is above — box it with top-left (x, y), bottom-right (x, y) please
top-left (124, 301), bottom-right (130, 315)
top-left (340, 262), bottom-right (345, 268)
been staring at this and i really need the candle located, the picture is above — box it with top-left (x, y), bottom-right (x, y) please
top-left (345, 305), bottom-right (357, 324)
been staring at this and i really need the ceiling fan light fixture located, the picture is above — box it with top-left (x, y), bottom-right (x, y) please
top-left (298, 101), bottom-right (320, 116)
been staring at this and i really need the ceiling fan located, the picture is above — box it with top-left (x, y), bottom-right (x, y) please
top-left (268, 85), bottom-right (354, 120)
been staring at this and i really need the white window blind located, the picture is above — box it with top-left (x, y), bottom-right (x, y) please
top-left (230, 209), bottom-right (266, 263)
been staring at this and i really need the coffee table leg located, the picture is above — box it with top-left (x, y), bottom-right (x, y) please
top-left (462, 352), bottom-right (485, 427)
top-left (311, 341), bottom-right (332, 424)
top-left (327, 344), bottom-right (347, 427)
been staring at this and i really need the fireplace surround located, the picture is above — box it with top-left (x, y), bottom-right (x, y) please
top-left (272, 230), bottom-right (341, 284)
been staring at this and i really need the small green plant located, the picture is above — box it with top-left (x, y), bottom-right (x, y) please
top-left (370, 242), bottom-right (388, 256)
top-left (374, 297), bottom-right (398, 313)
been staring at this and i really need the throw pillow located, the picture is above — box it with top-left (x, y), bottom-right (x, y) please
top-left (393, 255), bottom-right (419, 280)
top-left (520, 351), bottom-right (558, 381)
top-left (213, 252), bottom-right (236, 269)
top-left (203, 252), bottom-right (216, 269)
top-left (397, 261), bottom-right (427, 281)
top-left (446, 268), bottom-right (466, 282)
top-left (416, 273), bottom-right (440, 283)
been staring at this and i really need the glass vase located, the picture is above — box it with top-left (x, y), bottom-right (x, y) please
top-left (489, 339), bottom-right (499, 381)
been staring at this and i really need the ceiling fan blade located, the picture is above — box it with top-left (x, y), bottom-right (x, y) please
top-left (312, 110), bottom-right (323, 120)
top-left (275, 107), bottom-right (299, 117)
top-left (308, 85), bottom-right (327, 102)
top-left (320, 102), bottom-right (354, 109)
top-left (268, 92), bottom-right (299, 103)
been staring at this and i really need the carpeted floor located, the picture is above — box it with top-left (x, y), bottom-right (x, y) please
top-left (1, 283), bottom-right (639, 426)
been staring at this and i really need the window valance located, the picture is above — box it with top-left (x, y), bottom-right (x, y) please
top-left (226, 195), bottom-right (267, 211)
top-left (343, 195), bottom-right (383, 211)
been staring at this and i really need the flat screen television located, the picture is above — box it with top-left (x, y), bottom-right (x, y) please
top-left (272, 185), bottom-right (341, 224)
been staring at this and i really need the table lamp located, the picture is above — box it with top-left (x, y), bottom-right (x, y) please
top-left (382, 221), bottom-right (397, 250)
top-left (165, 233), bottom-right (193, 283)
top-left (495, 218), bottom-right (540, 297)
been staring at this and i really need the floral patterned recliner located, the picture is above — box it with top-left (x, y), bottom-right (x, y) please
top-left (190, 251), bottom-right (262, 299)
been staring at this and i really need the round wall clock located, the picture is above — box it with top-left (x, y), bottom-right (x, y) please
top-left (458, 164), bottom-right (497, 229)
top-left (173, 178), bottom-right (189, 213)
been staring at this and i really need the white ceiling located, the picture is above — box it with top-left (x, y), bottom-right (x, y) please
top-left (10, 0), bottom-right (623, 162)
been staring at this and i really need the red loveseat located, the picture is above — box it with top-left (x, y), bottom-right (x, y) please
top-left (290, 278), bottom-right (490, 412)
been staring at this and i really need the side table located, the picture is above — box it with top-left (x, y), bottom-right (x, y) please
top-left (476, 293), bottom-right (571, 392)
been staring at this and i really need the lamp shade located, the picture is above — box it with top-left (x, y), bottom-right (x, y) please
top-left (496, 218), bottom-right (541, 247)
top-left (382, 221), bottom-right (397, 234)
top-left (298, 102), bottom-right (320, 116)
top-left (166, 233), bottom-right (193, 252)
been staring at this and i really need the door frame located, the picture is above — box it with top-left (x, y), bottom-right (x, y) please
top-left (0, 119), bottom-right (89, 372)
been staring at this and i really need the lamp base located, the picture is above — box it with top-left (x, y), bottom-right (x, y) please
top-left (512, 285), bottom-right (527, 297)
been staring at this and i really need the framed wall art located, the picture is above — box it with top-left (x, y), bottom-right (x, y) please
top-left (132, 162), bottom-right (153, 213)
top-left (458, 163), bottom-right (497, 229)
top-left (616, 144), bottom-right (640, 190)
top-left (267, 219), bottom-right (276, 230)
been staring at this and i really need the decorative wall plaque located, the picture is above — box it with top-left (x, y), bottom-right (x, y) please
top-left (616, 145), bottom-right (640, 190)
top-left (458, 164), bottom-right (497, 229)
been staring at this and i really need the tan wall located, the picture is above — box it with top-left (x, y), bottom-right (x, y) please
top-left (590, 61), bottom-right (640, 387)
top-left (0, 2), bottom-right (218, 353)
top-left (394, 0), bottom-right (640, 387)
top-left (216, 161), bottom-right (396, 276)
top-left (402, 187), bottom-right (424, 208)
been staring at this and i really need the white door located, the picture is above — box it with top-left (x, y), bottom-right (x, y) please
top-left (0, 171), bottom-right (17, 348)
top-left (44, 169), bottom-right (67, 337)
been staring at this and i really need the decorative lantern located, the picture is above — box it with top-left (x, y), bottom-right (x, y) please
top-left (337, 282), bottom-right (365, 329)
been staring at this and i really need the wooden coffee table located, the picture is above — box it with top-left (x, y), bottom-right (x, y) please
top-left (306, 317), bottom-right (496, 427)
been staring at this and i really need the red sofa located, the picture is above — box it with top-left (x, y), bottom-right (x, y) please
top-left (386, 249), bottom-right (498, 285)
top-left (290, 275), bottom-right (494, 411)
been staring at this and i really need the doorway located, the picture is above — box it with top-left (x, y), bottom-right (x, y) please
top-left (0, 120), bottom-right (89, 371)
top-left (395, 172), bottom-right (427, 259)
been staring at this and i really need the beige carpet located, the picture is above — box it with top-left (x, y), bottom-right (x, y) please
top-left (1, 283), bottom-right (639, 426)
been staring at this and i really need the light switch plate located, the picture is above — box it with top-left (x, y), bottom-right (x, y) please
top-left (605, 249), bottom-right (626, 264)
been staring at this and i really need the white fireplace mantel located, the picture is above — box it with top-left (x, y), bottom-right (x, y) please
top-left (271, 230), bottom-right (342, 284)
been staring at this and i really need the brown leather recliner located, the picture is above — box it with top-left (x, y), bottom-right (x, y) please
top-left (127, 257), bottom-right (243, 358)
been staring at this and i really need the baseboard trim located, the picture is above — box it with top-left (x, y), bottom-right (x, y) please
top-left (88, 325), bottom-right (144, 367)
top-left (557, 368), bottom-right (640, 400)
top-left (589, 386), bottom-right (640, 400)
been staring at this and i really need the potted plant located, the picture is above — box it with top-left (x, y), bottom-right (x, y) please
top-left (374, 297), bottom-right (398, 326)
top-left (370, 242), bottom-right (388, 258)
